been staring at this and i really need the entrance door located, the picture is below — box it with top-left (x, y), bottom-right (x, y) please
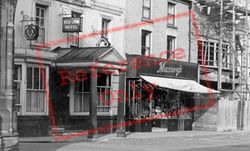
top-left (51, 71), bottom-right (70, 127)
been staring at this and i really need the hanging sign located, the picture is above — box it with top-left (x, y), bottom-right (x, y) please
top-left (24, 24), bottom-right (39, 40)
top-left (62, 17), bottom-right (83, 32)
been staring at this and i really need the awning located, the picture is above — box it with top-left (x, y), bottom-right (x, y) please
top-left (140, 75), bottom-right (220, 94)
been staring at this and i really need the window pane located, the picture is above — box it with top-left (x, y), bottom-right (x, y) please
top-left (84, 74), bottom-right (90, 92)
top-left (40, 68), bottom-right (45, 90)
top-left (168, 15), bottom-right (175, 25)
top-left (75, 81), bottom-right (83, 92)
top-left (143, 0), bottom-right (150, 7)
top-left (141, 30), bottom-right (151, 55)
top-left (27, 67), bottom-right (33, 89)
top-left (41, 9), bottom-right (45, 17)
top-left (36, 7), bottom-right (40, 17)
top-left (143, 8), bottom-right (150, 19)
top-left (168, 3), bottom-right (175, 15)
top-left (34, 68), bottom-right (39, 89)
top-left (26, 90), bottom-right (31, 112)
top-left (30, 91), bottom-right (38, 112)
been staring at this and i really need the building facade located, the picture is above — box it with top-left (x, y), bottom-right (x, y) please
top-left (14, 0), bottom-right (126, 137)
top-left (123, 0), bottom-right (219, 132)
top-left (191, 0), bottom-right (250, 131)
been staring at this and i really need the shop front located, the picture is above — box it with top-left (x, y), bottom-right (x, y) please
top-left (126, 55), bottom-right (219, 132)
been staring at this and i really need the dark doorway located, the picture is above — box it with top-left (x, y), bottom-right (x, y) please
top-left (50, 69), bottom-right (70, 126)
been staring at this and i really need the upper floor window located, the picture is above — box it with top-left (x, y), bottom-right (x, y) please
top-left (35, 4), bottom-right (47, 45)
top-left (198, 40), bottom-right (230, 69)
top-left (167, 36), bottom-right (176, 59)
top-left (101, 18), bottom-right (111, 39)
top-left (167, 2), bottom-right (176, 26)
top-left (142, 0), bottom-right (151, 19)
top-left (200, 6), bottom-right (211, 15)
top-left (141, 30), bottom-right (151, 56)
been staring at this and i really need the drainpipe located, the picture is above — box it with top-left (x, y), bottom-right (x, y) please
top-left (188, 1), bottom-right (192, 63)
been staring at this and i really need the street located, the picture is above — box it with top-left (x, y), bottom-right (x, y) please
top-left (19, 132), bottom-right (250, 151)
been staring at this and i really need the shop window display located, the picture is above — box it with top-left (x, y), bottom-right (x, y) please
top-left (126, 79), bottom-right (194, 131)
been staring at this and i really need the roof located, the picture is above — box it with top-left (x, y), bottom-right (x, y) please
top-left (52, 46), bottom-right (127, 65)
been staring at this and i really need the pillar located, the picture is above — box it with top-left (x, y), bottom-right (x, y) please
top-left (88, 67), bottom-right (98, 138)
top-left (116, 70), bottom-right (126, 137)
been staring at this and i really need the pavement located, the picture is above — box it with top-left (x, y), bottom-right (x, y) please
top-left (19, 129), bottom-right (250, 151)
top-left (19, 128), bottom-right (250, 143)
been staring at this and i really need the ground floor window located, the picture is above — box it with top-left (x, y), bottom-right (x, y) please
top-left (126, 79), bottom-right (194, 119)
top-left (26, 66), bottom-right (46, 113)
top-left (73, 73), bottom-right (111, 114)
top-left (14, 65), bottom-right (22, 106)
top-left (74, 73), bottom-right (91, 112)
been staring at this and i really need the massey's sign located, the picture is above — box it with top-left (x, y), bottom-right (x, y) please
top-left (127, 55), bottom-right (198, 80)
top-left (157, 62), bottom-right (183, 76)
top-left (62, 17), bottom-right (83, 32)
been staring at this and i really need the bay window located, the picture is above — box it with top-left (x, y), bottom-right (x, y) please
top-left (73, 73), bottom-right (111, 114)
top-left (26, 66), bottom-right (46, 113)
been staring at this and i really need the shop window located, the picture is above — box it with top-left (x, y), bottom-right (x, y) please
top-left (97, 73), bottom-right (111, 113)
top-left (26, 66), bottom-right (46, 113)
top-left (198, 40), bottom-right (230, 69)
top-left (167, 2), bottom-right (176, 27)
top-left (141, 30), bottom-right (151, 56)
top-left (167, 36), bottom-right (175, 59)
top-left (74, 73), bottom-right (91, 113)
top-left (35, 4), bottom-right (47, 45)
top-left (69, 11), bottom-right (81, 47)
top-left (14, 65), bottom-right (22, 106)
top-left (101, 18), bottom-right (111, 39)
top-left (126, 79), bottom-right (194, 121)
top-left (142, 0), bottom-right (151, 19)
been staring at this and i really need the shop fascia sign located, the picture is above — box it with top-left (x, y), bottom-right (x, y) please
top-left (157, 62), bottom-right (183, 76)
top-left (62, 17), bottom-right (83, 32)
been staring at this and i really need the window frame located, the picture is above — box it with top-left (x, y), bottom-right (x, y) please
top-left (167, 35), bottom-right (176, 59)
top-left (167, 2), bottom-right (176, 27)
top-left (198, 40), bottom-right (231, 69)
top-left (142, 0), bottom-right (151, 20)
top-left (101, 18), bottom-right (111, 39)
top-left (141, 30), bottom-right (152, 56)
top-left (70, 72), bottom-right (112, 116)
top-left (34, 4), bottom-right (47, 46)
top-left (24, 65), bottom-right (49, 115)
